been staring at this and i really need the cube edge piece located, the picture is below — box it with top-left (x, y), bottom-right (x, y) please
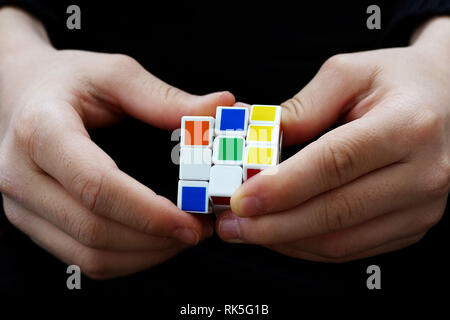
top-left (179, 147), bottom-right (212, 181)
top-left (177, 180), bottom-right (211, 214)
top-left (180, 116), bottom-right (215, 148)
top-left (215, 106), bottom-right (249, 136)
top-left (209, 165), bottom-right (243, 198)
top-left (246, 124), bottom-right (280, 146)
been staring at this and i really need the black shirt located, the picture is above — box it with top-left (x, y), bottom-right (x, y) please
top-left (0, 0), bottom-right (449, 304)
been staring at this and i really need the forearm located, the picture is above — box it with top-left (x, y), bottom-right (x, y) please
top-left (0, 6), bottom-right (52, 61)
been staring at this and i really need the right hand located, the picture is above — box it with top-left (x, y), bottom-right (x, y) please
top-left (0, 7), bottom-right (235, 279)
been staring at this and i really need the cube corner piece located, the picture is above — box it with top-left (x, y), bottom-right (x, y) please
top-left (177, 180), bottom-right (211, 214)
top-left (243, 145), bottom-right (279, 181)
top-left (249, 105), bottom-right (282, 125)
top-left (180, 116), bottom-right (215, 148)
top-left (215, 106), bottom-right (249, 136)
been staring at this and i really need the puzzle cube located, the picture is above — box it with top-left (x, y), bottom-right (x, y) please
top-left (177, 180), bottom-right (210, 213)
top-left (181, 116), bottom-right (215, 148)
top-left (177, 105), bottom-right (283, 214)
top-left (246, 124), bottom-right (280, 146)
top-left (243, 145), bottom-right (279, 180)
top-left (212, 136), bottom-right (245, 165)
top-left (209, 165), bottom-right (242, 208)
top-left (215, 107), bottom-right (248, 136)
top-left (249, 105), bottom-right (281, 125)
top-left (179, 147), bottom-right (211, 180)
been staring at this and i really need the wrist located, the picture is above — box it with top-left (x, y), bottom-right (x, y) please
top-left (410, 16), bottom-right (450, 58)
top-left (0, 6), bottom-right (53, 63)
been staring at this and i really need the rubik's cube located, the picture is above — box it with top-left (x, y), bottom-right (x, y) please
top-left (177, 105), bottom-right (282, 214)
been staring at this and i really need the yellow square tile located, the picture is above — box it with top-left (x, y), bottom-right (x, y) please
top-left (248, 125), bottom-right (274, 142)
top-left (251, 106), bottom-right (277, 122)
top-left (247, 147), bottom-right (273, 165)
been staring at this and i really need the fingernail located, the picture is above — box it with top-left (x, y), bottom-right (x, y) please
top-left (219, 216), bottom-right (241, 241)
top-left (203, 222), bottom-right (214, 238)
top-left (236, 196), bottom-right (264, 216)
top-left (173, 228), bottom-right (199, 245)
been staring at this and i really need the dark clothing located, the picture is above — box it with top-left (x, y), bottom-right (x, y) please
top-left (0, 0), bottom-right (449, 303)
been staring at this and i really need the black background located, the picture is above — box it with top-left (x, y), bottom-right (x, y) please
top-left (0, 0), bottom-right (449, 310)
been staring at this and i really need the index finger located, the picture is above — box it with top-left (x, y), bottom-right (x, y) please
top-left (25, 103), bottom-right (206, 245)
top-left (231, 113), bottom-right (411, 216)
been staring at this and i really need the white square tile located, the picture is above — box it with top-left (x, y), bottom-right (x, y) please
top-left (179, 148), bottom-right (211, 180)
top-left (209, 165), bottom-right (242, 197)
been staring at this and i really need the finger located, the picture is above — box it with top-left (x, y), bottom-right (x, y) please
top-left (25, 103), bottom-right (208, 245)
top-left (284, 198), bottom-right (446, 260)
top-left (281, 53), bottom-right (380, 145)
top-left (267, 232), bottom-right (426, 263)
top-left (3, 198), bottom-right (185, 279)
top-left (5, 167), bottom-right (186, 251)
top-left (231, 114), bottom-right (411, 216)
top-left (220, 162), bottom-right (439, 244)
top-left (90, 54), bottom-right (235, 129)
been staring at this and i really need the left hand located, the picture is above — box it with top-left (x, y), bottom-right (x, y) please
top-left (215, 17), bottom-right (450, 262)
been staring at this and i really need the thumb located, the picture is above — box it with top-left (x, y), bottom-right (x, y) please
top-left (281, 53), bottom-right (378, 145)
top-left (91, 54), bottom-right (235, 129)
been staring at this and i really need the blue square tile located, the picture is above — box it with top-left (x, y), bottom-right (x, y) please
top-left (181, 186), bottom-right (206, 212)
top-left (220, 109), bottom-right (246, 131)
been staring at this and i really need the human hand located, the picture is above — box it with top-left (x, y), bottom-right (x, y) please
top-left (0, 7), bottom-right (234, 278)
top-left (216, 17), bottom-right (450, 262)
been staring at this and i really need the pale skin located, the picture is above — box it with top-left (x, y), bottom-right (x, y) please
top-left (0, 7), bottom-right (235, 279)
top-left (218, 16), bottom-right (450, 262)
top-left (0, 7), bottom-right (448, 279)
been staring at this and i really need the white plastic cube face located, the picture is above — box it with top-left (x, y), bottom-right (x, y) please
top-left (243, 145), bottom-right (279, 180)
top-left (249, 105), bottom-right (282, 125)
top-left (212, 136), bottom-right (245, 165)
top-left (179, 148), bottom-right (212, 180)
top-left (215, 107), bottom-right (248, 136)
top-left (246, 124), bottom-right (280, 146)
top-left (180, 116), bottom-right (215, 148)
top-left (177, 180), bottom-right (210, 214)
top-left (209, 165), bottom-right (242, 197)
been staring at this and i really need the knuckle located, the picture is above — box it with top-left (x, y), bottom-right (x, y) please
top-left (70, 169), bottom-right (109, 214)
top-left (320, 192), bottom-right (361, 233)
top-left (322, 54), bottom-right (351, 75)
top-left (281, 94), bottom-right (309, 124)
top-left (0, 161), bottom-right (18, 199)
top-left (410, 109), bottom-right (443, 141)
top-left (419, 166), bottom-right (450, 199)
top-left (73, 218), bottom-right (106, 248)
top-left (159, 84), bottom-right (182, 102)
top-left (417, 208), bottom-right (444, 231)
top-left (3, 200), bottom-right (24, 228)
top-left (108, 54), bottom-right (140, 73)
top-left (11, 105), bottom-right (40, 154)
top-left (77, 249), bottom-right (110, 279)
top-left (319, 139), bottom-right (357, 187)
top-left (319, 240), bottom-right (352, 261)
